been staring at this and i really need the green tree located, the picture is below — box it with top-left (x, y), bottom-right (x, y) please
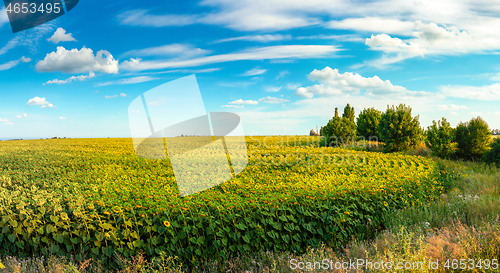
top-left (425, 117), bottom-right (455, 158)
top-left (379, 104), bottom-right (423, 152)
top-left (322, 104), bottom-right (357, 147)
top-left (455, 117), bottom-right (491, 160)
top-left (483, 138), bottom-right (500, 166)
top-left (342, 103), bottom-right (355, 122)
top-left (356, 107), bottom-right (381, 141)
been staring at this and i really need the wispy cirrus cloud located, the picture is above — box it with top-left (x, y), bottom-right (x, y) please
top-left (214, 34), bottom-right (292, 43)
top-left (97, 76), bottom-right (159, 86)
top-left (123, 43), bottom-right (210, 59)
top-left (242, 67), bottom-right (266, 76)
top-left (117, 9), bottom-right (199, 27)
top-left (0, 57), bottom-right (31, 71)
top-left (259, 96), bottom-right (289, 103)
top-left (121, 45), bottom-right (340, 71)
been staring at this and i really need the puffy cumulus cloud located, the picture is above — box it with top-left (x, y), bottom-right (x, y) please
top-left (438, 104), bottom-right (468, 111)
top-left (16, 113), bottom-right (28, 118)
top-left (294, 67), bottom-right (430, 99)
top-left (441, 83), bottom-right (500, 101)
top-left (36, 47), bottom-right (119, 74)
top-left (364, 21), bottom-right (500, 67)
top-left (222, 105), bottom-right (244, 108)
top-left (228, 99), bottom-right (259, 105)
top-left (26, 97), bottom-right (56, 108)
top-left (47, 28), bottom-right (76, 44)
top-left (45, 72), bottom-right (95, 85)
top-left (259, 96), bottom-right (289, 103)
top-left (59, 116), bottom-right (66, 120)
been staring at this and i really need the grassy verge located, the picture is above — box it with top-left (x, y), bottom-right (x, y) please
top-left (1, 156), bottom-right (499, 272)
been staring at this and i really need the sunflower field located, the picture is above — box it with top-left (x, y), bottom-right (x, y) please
top-left (0, 136), bottom-right (454, 268)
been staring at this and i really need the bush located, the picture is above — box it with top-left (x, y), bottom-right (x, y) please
top-left (425, 117), bottom-right (455, 158)
top-left (356, 107), bottom-right (381, 142)
top-left (378, 104), bottom-right (423, 153)
top-left (455, 117), bottom-right (490, 160)
top-left (483, 138), bottom-right (500, 166)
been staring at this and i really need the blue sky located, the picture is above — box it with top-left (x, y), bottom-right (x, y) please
top-left (1, 0), bottom-right (500, 139)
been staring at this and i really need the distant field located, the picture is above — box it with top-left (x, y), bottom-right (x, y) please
top-left (493, 135), bottom-right (500, 139)
top-left (0, 137), bottom-right (449, 266)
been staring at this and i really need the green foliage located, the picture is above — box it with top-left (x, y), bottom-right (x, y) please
top-left (425, 117), bottom-right (455, 158)
top-left (356, 107), bottom-right (382, 141)
top-left (322, 105), bottom-right (357, 147)
top-left (342, 103), bottom-right (355, 123)
top-left (379, 104), bottom-right (423, 153)
top-left (483, 138), bottom-right (500, 166)
top-left (0, 137), bottom-right (448, 269)
top-left (455, 117), bottom-right (491, 160)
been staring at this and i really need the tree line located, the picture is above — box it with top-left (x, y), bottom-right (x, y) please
top-left (312, 103), bottom-right (499, 165)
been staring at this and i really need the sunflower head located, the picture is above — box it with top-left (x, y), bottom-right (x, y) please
top-left (163, 221), bottom-right (171, 227)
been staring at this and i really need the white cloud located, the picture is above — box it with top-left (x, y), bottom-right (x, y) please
top-left (438, 104), bottom-right (468, 111)
top-left (229, 99), bottom-right (259, 105)
top-left (327, 18), bottom-right (416, 36)
top-left (59, 116), bottom-right (66, 120)
top-left (442, 83), bottom-right (500, 101)
top-left (222, 105), bottom-right (244, 108)
top-left (294, 66), bottom-right (430, 99)
top-left (0, 117), bottom-right (12, 126)
top-left (0, 8), bottom-right (8, 26)
top-left (105, 93), bottom-right (127, 99)
top-left (16, 113), bottom-right (28, 118)
top-left (242, 68), bottom-right (266, 76)
top-left (265, 86), bottom-right (282, 92)
top-left (124, 44), bottom-right (209, 58)
top-left (45, 72), bottom-right (95, 85)
top-left (121, 45), bottom-right (340, 71)
top-left (214, 34), bottom-right (292, 43)
top-left (117, 9), bottom-right (199, 27)
top-left (26, 97), bottom-right (56, 108)
top-left (0, 56), bottom-right (31, 71)
top-left (287, 83), bottom-right (301, 90)
top-left (97, 76), bottom-right (159, 86)
top-left (363, 21), bottom-right (500, 67)
top-left (259, 96), bottom-right (289, 103)
top-left (47, 28), bottom-right (76, 44)
top-left (276, 70), bottom-right (289, 80)
top-left (36, 46), bottom-right (119, 74)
